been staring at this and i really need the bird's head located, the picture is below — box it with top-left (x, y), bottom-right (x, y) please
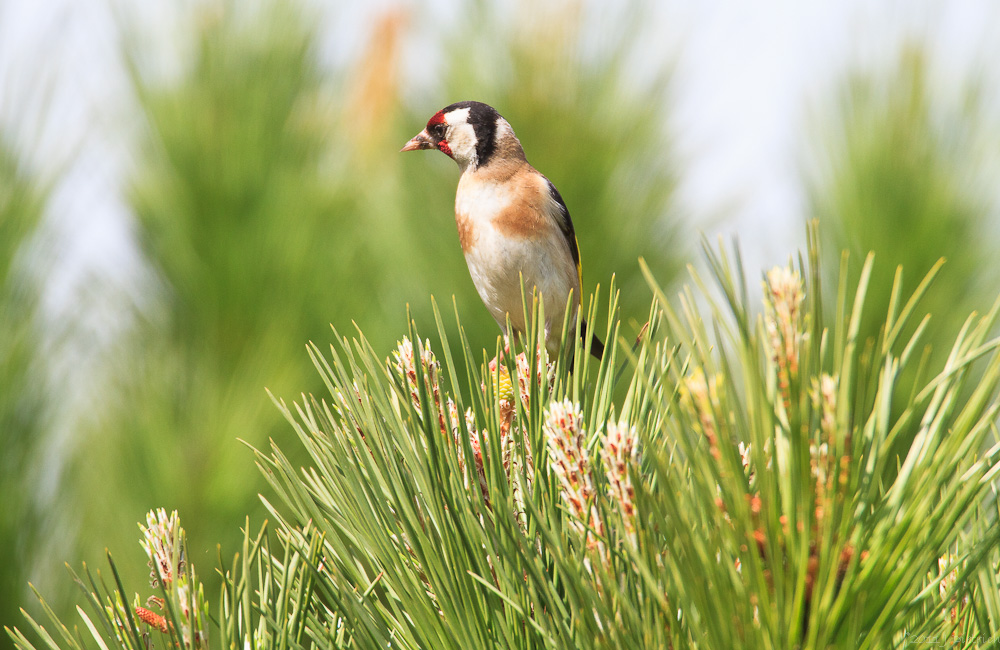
top-left (401, 101), bottom-right (515, 172)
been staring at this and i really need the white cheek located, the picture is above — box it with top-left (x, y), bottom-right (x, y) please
top-left (446, 123), bottom-right (478, 167)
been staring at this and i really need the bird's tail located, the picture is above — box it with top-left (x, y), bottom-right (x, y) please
top-left (576, 319), bottom-right (650, 385)
top-left (579, 318), bottom-right (605, 360)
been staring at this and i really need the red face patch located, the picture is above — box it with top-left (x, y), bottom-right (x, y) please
top-left (426, 110), bottom-right (451, 157)
top-left (427, 111), bottom-right (446, 127)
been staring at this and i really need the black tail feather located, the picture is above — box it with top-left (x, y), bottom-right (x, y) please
top-left (580, 318), bottom-right (604, 361)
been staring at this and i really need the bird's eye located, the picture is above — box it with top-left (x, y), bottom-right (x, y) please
top-left (431, 123), bottom-right (446, 138)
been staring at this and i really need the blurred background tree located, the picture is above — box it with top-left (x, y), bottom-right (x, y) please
top-left (62, 0), bottom-right (373, 607)
top-left (0, 138), bottom-right (50, 648)
top-left (807, 45), bottom-right (997, 463)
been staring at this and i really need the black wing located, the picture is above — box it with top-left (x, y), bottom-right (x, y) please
top-left (545, 178), bottom-right (603, 361)
top-left (544, 178), bottom-right (582, 287)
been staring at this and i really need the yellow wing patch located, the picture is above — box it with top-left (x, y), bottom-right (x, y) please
top-left (575, 236), bottom-right (583, 296)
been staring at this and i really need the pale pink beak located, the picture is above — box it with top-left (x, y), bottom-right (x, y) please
top-left (400, 129), bottom-right (434, 152)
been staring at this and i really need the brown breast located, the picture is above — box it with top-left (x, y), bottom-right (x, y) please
top-left (456, 213), bottom-right (476, 253)
top-left (490, 167), bottom-right (550, 240)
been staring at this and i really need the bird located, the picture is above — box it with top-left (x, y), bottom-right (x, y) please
top-left (401, 100), bottom-right (604, 362)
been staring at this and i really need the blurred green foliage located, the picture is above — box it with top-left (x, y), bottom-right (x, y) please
top-left (809, 47), bottom-right (994, 456)
top-left (0, 137), bottom-right (48, 650)
top-left (66, 0), bottom-right (348, 602)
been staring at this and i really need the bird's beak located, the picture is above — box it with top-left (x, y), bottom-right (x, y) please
top-left (400, 129), bottom-right (434, 152)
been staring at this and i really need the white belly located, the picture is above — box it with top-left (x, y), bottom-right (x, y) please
top-left (464, 231), bottom-right (576, 338)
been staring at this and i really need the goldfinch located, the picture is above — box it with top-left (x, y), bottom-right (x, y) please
top-left (401, 100), bottom-right (604, 361)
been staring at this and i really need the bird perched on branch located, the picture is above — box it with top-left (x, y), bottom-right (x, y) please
top-left (401, 100), bottom-right (604, 361)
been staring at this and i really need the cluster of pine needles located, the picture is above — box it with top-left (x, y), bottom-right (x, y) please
top-left (9, 232), bottom-right (1000, 649)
